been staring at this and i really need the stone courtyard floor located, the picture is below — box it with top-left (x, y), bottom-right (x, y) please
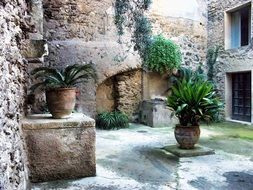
top-left (33, 122), bottom-right (253, 190)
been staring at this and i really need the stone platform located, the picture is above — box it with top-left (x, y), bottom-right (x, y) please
top-left (163, 145), bottom-right (215, 157)
top-left (22, 113), bottom-right (96, 183)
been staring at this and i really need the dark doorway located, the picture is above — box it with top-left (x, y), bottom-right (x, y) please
top-left (232, 72), bottom-right (251, 122)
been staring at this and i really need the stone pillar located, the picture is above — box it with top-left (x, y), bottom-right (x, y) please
top-left (22, 113), bottom-right (96, 182)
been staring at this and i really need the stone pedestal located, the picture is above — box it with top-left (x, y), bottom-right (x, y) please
top-left (163, 145), bottom-right (215, 157)
top-left (22, 113), bottom-right (96, 183)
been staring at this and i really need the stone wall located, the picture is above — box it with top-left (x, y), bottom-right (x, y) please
top-left (207, 0), bottom-right (253, 121)
top-left (24, 0), bottom-right (209, 118)
top-left (39, 0), bottom-right (208, 118)
top-left (42, 0), bottom-right (141, 117)
top-left (150, 0), bottom-right (208, 70)
top-left (0, 0), bottom-right (31, 189)
top-left (96, 77), bottom-right (116, 113)
top-left (115, 70), bottom-right (142, 119)
top-left (96, 69), bottom-right (142, 120)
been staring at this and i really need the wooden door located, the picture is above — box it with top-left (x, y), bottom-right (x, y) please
top-left (232, 72), bottom-right (251, 122)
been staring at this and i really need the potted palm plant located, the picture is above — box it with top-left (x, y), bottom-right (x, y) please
top-left (30, 63), bottom-right (96, 119)
top-left (167, 68), bottom-right (223, 149)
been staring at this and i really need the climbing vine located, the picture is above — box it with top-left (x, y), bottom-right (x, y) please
top-left (207, 46), bottom-right (220, 83)
top-left (114, 0), bottom-right (152, 63)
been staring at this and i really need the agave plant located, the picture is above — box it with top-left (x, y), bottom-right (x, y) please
top-left (167, 79), bottom-right (223, 126)
top-left (30, 63), bottom-right (96, 91)
top-left (96, 111), bottom-right (129, 130)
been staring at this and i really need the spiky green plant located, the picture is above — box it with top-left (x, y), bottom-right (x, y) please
top-left (30, 63), bottom-right (96, 91)
top-left (96, 111), bottom-right (129, 130)
top-left (167, 79), bottom-right (223, 126)
top-left (170, 67), bottom-right (207, 86)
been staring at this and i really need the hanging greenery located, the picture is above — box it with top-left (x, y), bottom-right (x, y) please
top-left (114, 0), bottom-right (152, 62)
top-left (207, 46), bottom-right (220, 83)
top-left (145, 35), bottom-right (182, 73)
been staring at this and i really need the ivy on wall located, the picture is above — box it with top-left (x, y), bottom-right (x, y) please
top-left (114, 0), bottom-right (182, 74)
top-left (114, 0), bottom-right (152, 62)
top-left (207, 46), bottom-right (220, 83)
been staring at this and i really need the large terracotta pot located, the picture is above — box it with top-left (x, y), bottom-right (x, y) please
top-left (174, 125), bottom-right (200, 149)
top-left (46, 88), bottom-right (76, 119)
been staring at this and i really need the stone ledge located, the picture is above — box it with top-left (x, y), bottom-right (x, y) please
top-left (22, 113), bottom-right (95, 130)
top-left (163, 145), bottom-right (215, 157)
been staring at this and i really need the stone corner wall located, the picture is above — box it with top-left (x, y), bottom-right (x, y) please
top-left (0, 1), bottom-right (32, 189)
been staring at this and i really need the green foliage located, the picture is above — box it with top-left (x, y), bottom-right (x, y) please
top-left (96, 111), bottom-right (129, 130)
top-left (170, 67), bottom-right (207, 86)
top-left (145, 35), bottom-right (182, 73)
top-left (114, 0), bottom-right (152, 63)
top-left (207, 46), bottom-right (220, 82)
top-left (30, 63), bottom-right (96, 92)
top-left (167, 78), bottom-right (223, 126)
top-left (114, 0), bottom-right (130, 36)
top-left (133, 14), bottom-right (152, 61)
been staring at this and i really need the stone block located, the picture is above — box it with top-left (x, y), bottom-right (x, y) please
top-left (139, 99), bottom-right (177, 127)
top-left (163, 145), bottom-right (215, 157)
top-left (22, 113), bottom-right (96, 183)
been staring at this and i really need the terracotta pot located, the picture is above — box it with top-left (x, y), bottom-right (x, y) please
top-left (174, 125), bottom-right (200, 149)
top-left (46, 88), bottom-right (76, 119)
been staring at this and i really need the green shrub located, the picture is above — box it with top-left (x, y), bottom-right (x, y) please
top-left (145, 35), bottom-right (182, 73)
top-left (96, 111), bottom-right (129, 130)
top-left (167, 79), bottom-right (223, 126)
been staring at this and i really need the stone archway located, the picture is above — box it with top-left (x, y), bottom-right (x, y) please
top-left (96, 69), bottom-right (142, 120)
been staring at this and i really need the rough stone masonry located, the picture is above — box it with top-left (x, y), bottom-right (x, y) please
top-left (40, 0), bottom-right (207, 118)
top-left (0, 0), bottom-right (32, 189)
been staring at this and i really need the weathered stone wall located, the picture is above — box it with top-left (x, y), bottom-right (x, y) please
top-left (142, 72), bottom-right (170, 100)
top-left (0, 0), bottom-right (31, 189)
top-left (207, 0), bottom-right (253, 121)
top-left (40, 0), bottom-right (208, 118)
top-left (115, 70), bottom-right (142, 119)
top-left (150, 0), bottom-right (208, 70)
top-left (96, 69), bottom-right (142, 120)
top-left (96, 77), bottom-right (116, 113)
top-left (42, 0), bottom-right (141, 117)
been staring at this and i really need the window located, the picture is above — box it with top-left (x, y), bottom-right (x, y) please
top-left (225, 3), bottom-right (251, 49)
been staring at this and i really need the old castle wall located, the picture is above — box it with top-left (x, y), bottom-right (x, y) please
top-left (40, 0), bottom-right (207, 118)
top-left (0, 0), bottom-right (31, 189)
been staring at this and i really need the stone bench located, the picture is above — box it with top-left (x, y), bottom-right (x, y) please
top-left (22, 113), bottom-right (96, 183)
